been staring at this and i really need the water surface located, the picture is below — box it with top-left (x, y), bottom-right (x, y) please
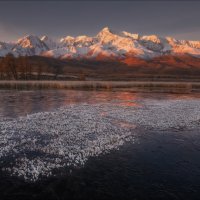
top-left (1, 89), bottom-right (200, 119)
top-left (0, 90), bottom-right (200, 200)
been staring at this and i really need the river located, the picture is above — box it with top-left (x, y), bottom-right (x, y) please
top-left (0, 89), bottom-right (200, 199)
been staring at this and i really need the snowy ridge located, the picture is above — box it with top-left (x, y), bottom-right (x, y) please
top-left (1, 27), bottom-right (200, 59)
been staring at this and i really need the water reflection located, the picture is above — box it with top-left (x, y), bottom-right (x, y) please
top-left (1, 89), bottom-right (200, 119)
top-left (1, 90), bottom-right (200, 199)
top-left (0, 90), bottom-right (140, 119)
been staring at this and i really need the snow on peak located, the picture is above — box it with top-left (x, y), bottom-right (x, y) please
top-left (60, 36), bottom-right (75, 47)
top-left (40, 35), bottom-right (48, 41)
top-left (41, 35), bottom-right (57, 49)
top-left (13, 35), bottom-right (48, 56)
top-left (17, 35), bottom-right (42, 48)
top-left (97, 27), bottom-right (117, 38)
top-left (122, 31), bottom-right (140, 40)
top-left (1, 27), bottom-right (200, 59)
top-left (141, 35), bottom-right (162, 43)
top-left (60, 36), bottom-right (74, 43)
top-left (99, 27), bottom-right (113, 34)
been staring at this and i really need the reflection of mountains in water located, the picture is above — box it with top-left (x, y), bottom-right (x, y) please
top-left (0, 90), bottom-right (141, 119)
top-left (2, 93), bottom-right (200, 180)
top-left (2, 90), bottom-right (200, 120)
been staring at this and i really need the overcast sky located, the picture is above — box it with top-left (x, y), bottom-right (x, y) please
top-left (0, 1), bottom-right (200, 42)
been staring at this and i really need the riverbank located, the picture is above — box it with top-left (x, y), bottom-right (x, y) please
top-left (0, 80), bottom-right (200, 93)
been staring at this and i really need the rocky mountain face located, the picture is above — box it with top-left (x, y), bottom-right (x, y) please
top-left (1, 27), bottom-right (200, 61)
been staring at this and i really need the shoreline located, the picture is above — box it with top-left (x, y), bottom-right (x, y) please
top-left (0, 80), bottom-right (199, 93)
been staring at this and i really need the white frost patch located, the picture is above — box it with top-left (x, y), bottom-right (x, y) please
top-left (0, 104), bottom-right (135, 181)
top-left (0, 99), bottom-right (200, 181)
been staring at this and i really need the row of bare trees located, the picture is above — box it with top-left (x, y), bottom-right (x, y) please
top-left (0, 54), bottom-right (63, 80)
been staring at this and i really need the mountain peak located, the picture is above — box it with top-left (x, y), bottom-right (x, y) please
top-left (41, 36), bottom-right (57, 49)
top-left (141, 35), bottom-right (162, 43)
top-left (60, 36), bottom-right (74, 43)
top-left (17, 35), bottom-right (41, 48)
top-left (122, 31), bottom-right (140, 40)
top-left (14, 34), bottom-right (48, 56)
top-left (1, 28), bottom-right (200, 59)
top-left (101, 27), bottom-right (111, 32)
top-left (19, 34), bottom-right (39, 41)
top-left (97, 27), bottom-right (115, 36)
top-left (41, 35), bottom-right (49, 41)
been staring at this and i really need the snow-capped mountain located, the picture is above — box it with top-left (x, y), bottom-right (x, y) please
top-left (41, 35), bottom-right (57, 50)
top-left (1, 27), bottom-right (200, 59)
top-left (10, 35), bottom-right (49, 56)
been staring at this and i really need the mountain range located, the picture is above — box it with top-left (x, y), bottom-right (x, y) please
top-left (1, 27), bottom-right (200, 60)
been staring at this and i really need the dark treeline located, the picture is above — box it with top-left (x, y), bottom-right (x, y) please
top-left (0, 54), bottom-right (67, 80)
top-left (1, 53), bottom-right (200, 81)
